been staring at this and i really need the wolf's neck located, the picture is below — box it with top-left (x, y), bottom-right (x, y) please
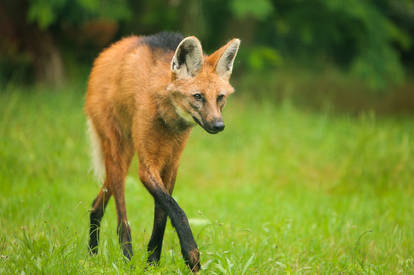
top-left (155, 93), bottom-right (193, 133)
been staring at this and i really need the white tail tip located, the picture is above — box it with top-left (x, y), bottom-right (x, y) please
top-left (86, 118), bottom-right (105, 182)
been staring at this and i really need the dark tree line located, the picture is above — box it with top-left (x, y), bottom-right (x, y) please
top-left (1, 0), bottom-right (413, 89)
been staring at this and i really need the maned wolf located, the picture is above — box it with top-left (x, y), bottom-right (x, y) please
top-left (85, 32), bottom-right (240, 272)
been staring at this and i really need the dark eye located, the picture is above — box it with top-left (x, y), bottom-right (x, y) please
top-left (217, 94), bottom-right (225, 102)
top-left (193, 93), bottom-right (203, 101)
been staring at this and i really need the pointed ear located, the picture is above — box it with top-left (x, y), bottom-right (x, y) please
top-left (171, 36), bottom-right (203, 79)
top-left (208, 39), bottom-right (240, 79)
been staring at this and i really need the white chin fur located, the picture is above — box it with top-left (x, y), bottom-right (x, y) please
top-left (175, 106), bottom-right (196, 125)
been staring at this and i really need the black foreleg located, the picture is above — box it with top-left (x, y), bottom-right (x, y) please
top-left (147, 202), bottom-right (168, 264)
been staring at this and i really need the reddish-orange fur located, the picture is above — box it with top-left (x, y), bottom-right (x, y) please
top-left (85, 33), bottom-right (239, 272)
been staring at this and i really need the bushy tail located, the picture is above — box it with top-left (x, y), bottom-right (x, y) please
top-left (86, 118), bottom-right (105, 182)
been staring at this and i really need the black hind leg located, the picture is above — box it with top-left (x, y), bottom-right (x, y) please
top-left (89, 187), bottom-right (111, 255)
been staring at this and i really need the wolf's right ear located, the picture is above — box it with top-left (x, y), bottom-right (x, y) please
top-left (171, 36), bottom-right (203, 79)
top-left (208, 39), bottom-right (240, 80)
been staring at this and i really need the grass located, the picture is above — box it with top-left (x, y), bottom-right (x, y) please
top-left (0, 84), bottom-right (413, 274)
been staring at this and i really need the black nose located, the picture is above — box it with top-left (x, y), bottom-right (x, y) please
top-left (212, 120), bottom-right (225, 132)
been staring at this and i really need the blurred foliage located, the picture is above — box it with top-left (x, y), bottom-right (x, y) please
top-left (230, 0), bottom-right (274, 20)
top-left (1, 0), bottom-right (414, 90)
top-left (27, 0), bottom-right (131, 29)
top-left (242, 47), bottom-right (283, 71)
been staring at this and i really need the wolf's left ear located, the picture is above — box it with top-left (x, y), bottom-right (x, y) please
top-left (209, 39), bottom-right (240, 79)
top-left (171, 36), bottom-right (203, 79)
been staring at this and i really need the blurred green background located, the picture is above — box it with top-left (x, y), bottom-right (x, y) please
top-left (1, 0), bottom-right (414, 274)
top-left (1, 0), bottom-right (414, 101)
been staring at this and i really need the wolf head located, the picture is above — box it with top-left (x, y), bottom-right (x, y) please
top-left (166, 36), bottom-right (240, 134)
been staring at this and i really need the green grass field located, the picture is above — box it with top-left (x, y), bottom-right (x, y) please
top-left (1, 86), bottom-right (413, 274)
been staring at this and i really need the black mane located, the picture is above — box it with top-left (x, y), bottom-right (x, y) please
top-left (141, 32), bottom-right (184, 52)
